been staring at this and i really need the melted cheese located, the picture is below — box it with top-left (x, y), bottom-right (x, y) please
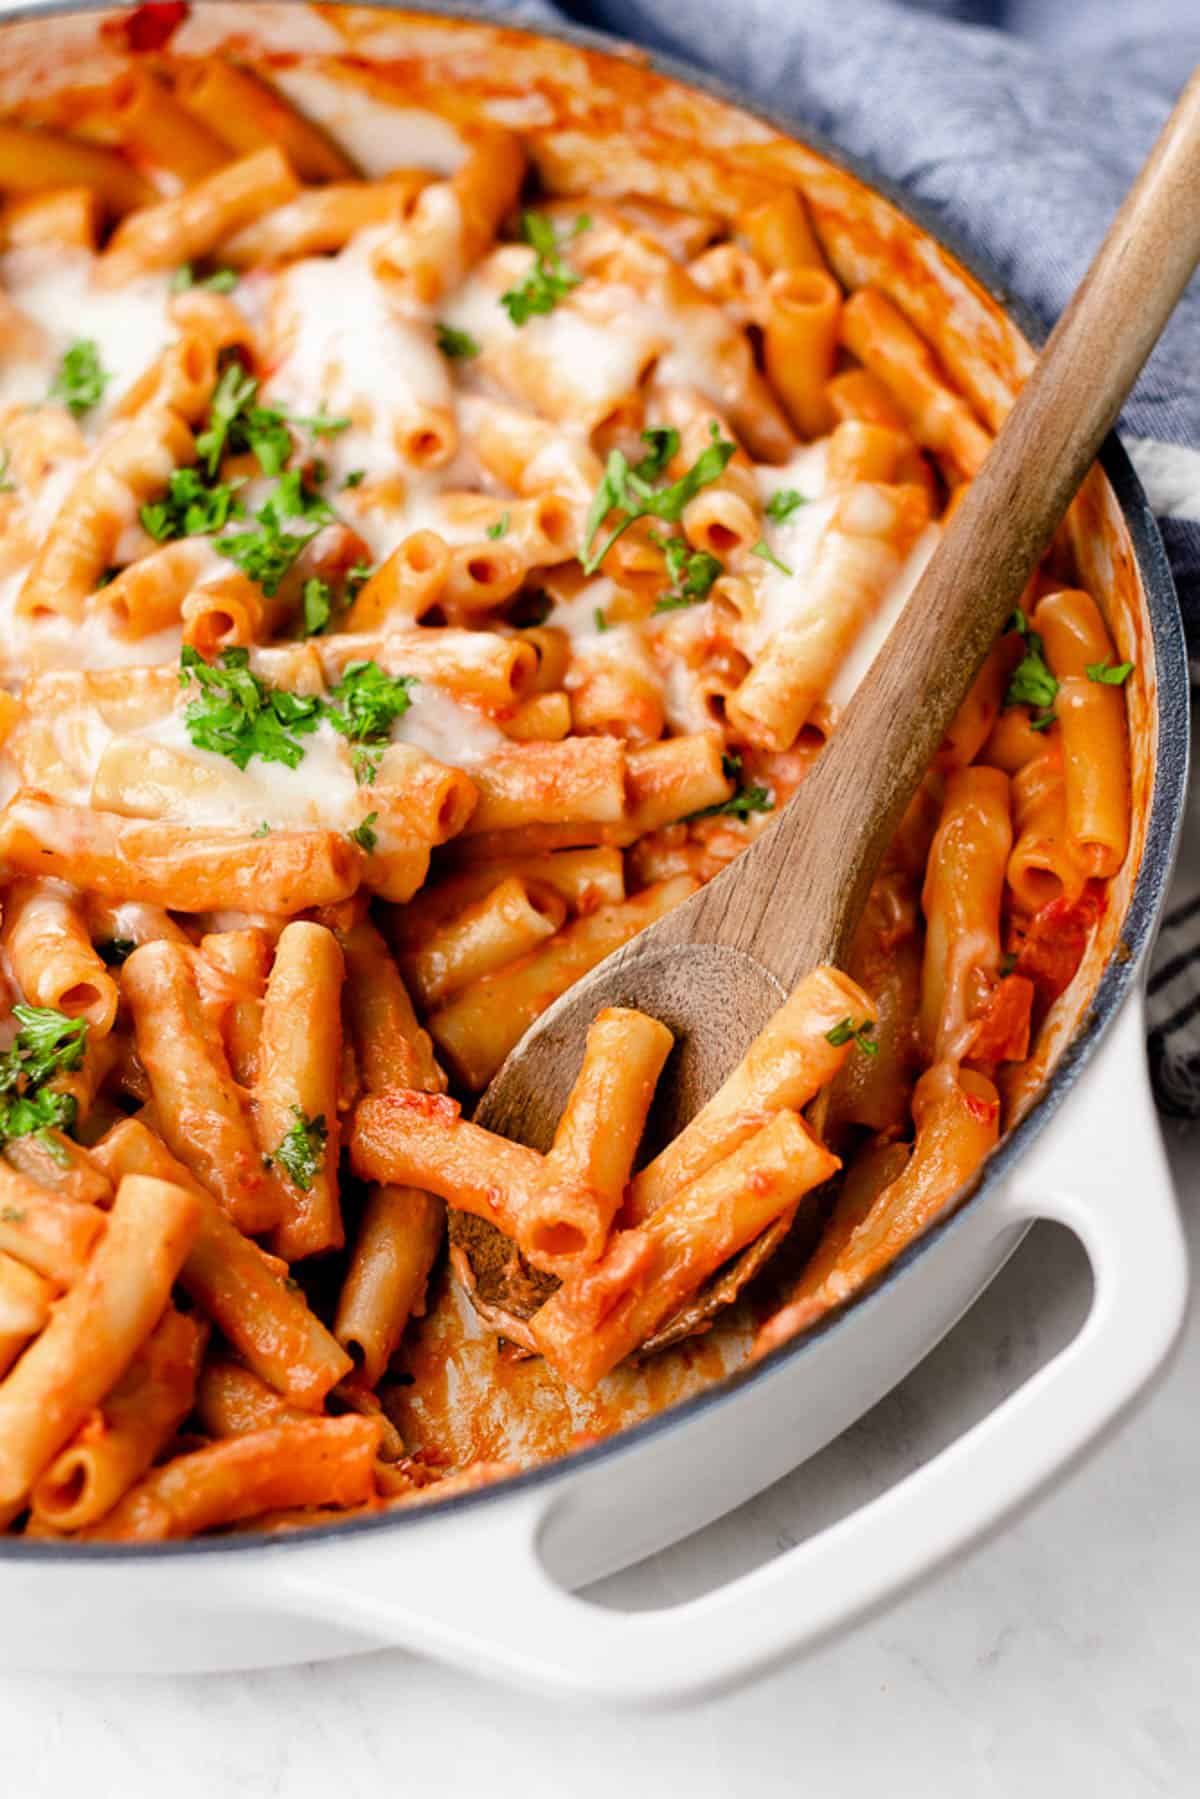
top-left (0, 247), bottom-right (173, 428)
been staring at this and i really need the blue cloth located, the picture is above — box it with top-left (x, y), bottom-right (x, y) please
top-left (497, 0), bottom-right (1200, 638)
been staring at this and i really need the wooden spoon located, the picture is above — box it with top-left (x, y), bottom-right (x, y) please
top-left (456, 66), bottom-right (1200, 1324)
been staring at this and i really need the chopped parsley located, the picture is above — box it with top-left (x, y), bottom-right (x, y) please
top-left (341, 469), bottom-right (366, 490)
top-left (216, 471), bottom-right (333, 595)
top-left (486, 512), bottom-right (510, 541)
top-left (1005, 609), bottom-right (1058, 730)
top-left (0, 1005), bottom-right (90, 1151)
top-left (50, 339), bottom-right (108, 417)
top-left (352, 747), bottom-right (381, 787)
top-left (689, 751), bottom-right (775, 821)
top-left (593, 606), bottom-right (609, 632)
top-left (649, 531), bottom-right (723, 611)
top-left (500, 212), bottom-right (590, 326)
top-left (326, 659), bottom-right (415, 744)
top-left (765, 488), bottom-right (807, 524)
top-left (179, 645), bottom-right (323, 770)
top-left (751, 539), bottom-right (793, 576)
top-left (436, 322), bottom-right (480, 359)
top-left (171, 264), bottom-right (238, 293)
top-left (139, 467), bottom-right (245, 542)
top-left (825, 1015), bottom-right (878, 1057)
top-left (998, 950), bottom-right (1019, 977)
top-left (98, 937), bottom-right (137, 966)
top-left (252, 821), bottom-right (272, 838)
top-left (0, 450), bottom-right (15, 494)
top-left (348, 812), bottom-right (379, 854)
top-left (196, 363), bottom-right (348, 480)
top-left (345, 561), bottom-right (373, 600)
top-left (1086, 659), bottom-right (1134, 685)
top-left (301, 576), bottom-right (334, 637)
top-left (581, 424), bottom-right (736, 574)
top-left (269, 1106), bottom-right (327, 1191)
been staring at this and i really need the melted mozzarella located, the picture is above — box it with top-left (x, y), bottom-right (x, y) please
top-left (0, 248), bottom-right (173, 427)
top-left (270, 70), bottom-right (467, 176)
top-left (827, 522), bottom-right (942, 707)
top-left (394, 684), bottom-right (506, 766)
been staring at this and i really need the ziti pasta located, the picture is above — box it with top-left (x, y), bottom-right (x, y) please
top-left (0, 44), bottom-right (1134, 1539)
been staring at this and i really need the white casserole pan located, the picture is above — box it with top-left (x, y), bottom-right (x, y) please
top-left (0, 1), bottom-right (1189, 1705)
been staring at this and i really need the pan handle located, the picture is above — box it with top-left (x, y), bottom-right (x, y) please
top-left (268, 993), bottom-right (1186, 1704)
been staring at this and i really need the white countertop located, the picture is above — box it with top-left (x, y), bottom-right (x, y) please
top-left (1, 1120), bottom-right (1195, 1797)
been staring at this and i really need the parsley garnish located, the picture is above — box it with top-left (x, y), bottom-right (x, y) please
top-left (302, 576), bottom-right (334, 637)
top-left (252, 821), bottom-right (272, 837)
top-left (179, 645), bottom-right (323, 770)
top-left (998, 950), bottom-right (1018, 977)
top-left (98, 938), bottom-right (137, 966)
top-left (1006, 609), bottom-right (1058, 729)
top-left (140, 467), bottom-right (245, 543)
top-left (326, 659), bottom-right (415, 743)
top-left (346, 561), bottom-right (373, 600)
top-left (0, 1005), bottom-right (89, 1151)
top-left (751, 539), bottom-right (793, 576)
top-left (501, 212), bottom-right (589, 326)
top-left (436, 322), bottom-right (480, 359)
top-left (172, 264), bottom-right (238, 293)
top-left (349, 812), bottom-right (379, 854)
top-left (825, 1016), bottom-right (878, 1056)
top-left (581, 424), bottom-right (736, 574)
top-left (593, 606), bottom-right (608, 632)
top-left (1086, 659), bottom-right (1134, 685)
top-left (50, 339), bottom-right (108, 417)
top-left (269, 1106), bottom-right (327, 1191)
top-left (486, 512), bottom-right (510, 541)
top-left (342, 469), bottom-right (366, 490)
top-left (196, 364), bottom-right (348, 480)
top-left (217, 472), bottom-right (333, 595)
top-left (688, 751), bottom-right (775, 821)
top-left (649, 531), bottom-right (723, 611)
top-left (352, 747), bottom-right (381, 787)
top-left (0, 450), bottom-right (15, 494)
top-left (765, 488), bottom-right (807, 524)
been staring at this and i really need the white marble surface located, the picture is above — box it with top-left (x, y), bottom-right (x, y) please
top-left (0, 1119), bottom-right (1195, 1797)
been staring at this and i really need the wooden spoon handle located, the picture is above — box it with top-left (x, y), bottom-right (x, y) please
top-left (664, 62), bottom-right (1200, 990)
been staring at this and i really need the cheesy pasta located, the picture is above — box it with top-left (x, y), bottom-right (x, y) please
top-left (0, 50), bottom-right (1133, 1540)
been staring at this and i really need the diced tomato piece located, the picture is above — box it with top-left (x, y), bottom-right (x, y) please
top-left (120, 2), bottom-right (189, 52)
top-left (1014, 889), bottom-right (1104, 1004)
top-left (968, 974), bottom-right (1034, 1065)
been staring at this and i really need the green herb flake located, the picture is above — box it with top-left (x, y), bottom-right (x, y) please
top-left (593, 606), bottom-right (609, 632)
top-left (824, 1016), bottom-right (878, 1057)
top-left (436, 322), bottom-right (481, 359)
top-left (196, 364), bottom-right (348, 482)
top-left (500, 212), bottom-right (589, 327)
top-left (0, 450), bottom-right (15, 494)
top-left (341, 469), bottom-right (366, 490)
top-left (751, 539), bottom-right (793, 577)
top-left (49, 339), bottom-right (109, 417)
top-left (301, 576), bottom-right (334, 637)
top-left (0, 1005), bottom-right (89, 1153)
top-left (349, 812), bottom-right (379, 854)
top-left (252, 821), bottom-right (272, 838)
top-left (998, 950), bottom-right (1019, 977)
top-left (649, 531), bottom-right (723, 611)
top-left (581, 424), bottom-right (736, 575)
top-left (352, 746), bottom-right (381, 787)
top-left (1086, 659), bottom-right (1134, 686)
top-left (765, 488), bottom-right (807, 524)
top-left (486, 512), bottom-right (510, 541)
top-left (173, 264), bottom-right (238, 293)
top-left (179, 645), bottom-right (323, 771)
top-left (216, 473), bottom-right (332, 595)
top-left (1005, 611), bottom-right (1059, 725)
top-left (139, 467), bottom-right (245, 543)
top-left (271, 1105), bottom-right (327, 1192)
top-left (326, 659), bottom-right (415, 744)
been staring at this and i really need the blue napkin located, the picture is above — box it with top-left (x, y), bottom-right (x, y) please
top-left (492, 0), bottom-right (1200, 1112)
